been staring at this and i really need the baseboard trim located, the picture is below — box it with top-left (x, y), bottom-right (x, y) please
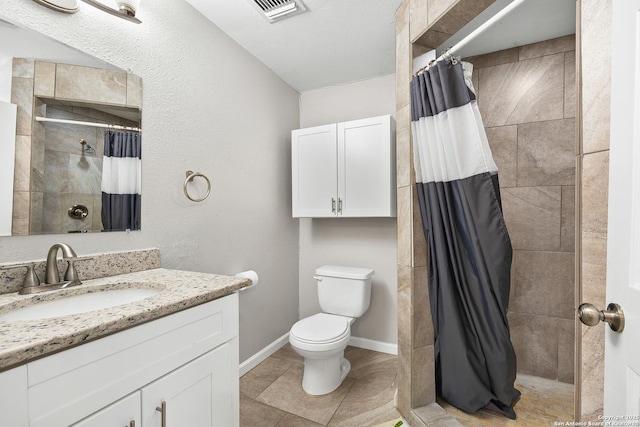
top-left (348, 336), bottom-right (398, 355)
top-left (239, 332), bottom-right (290, 377)
top-left (239, 333), bottom-right (398, 377)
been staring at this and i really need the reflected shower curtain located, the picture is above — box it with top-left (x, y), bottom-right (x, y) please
top-left (410, 58), bottom-right (520, 419)
top-left (101, 130), bottom-right (141, 231)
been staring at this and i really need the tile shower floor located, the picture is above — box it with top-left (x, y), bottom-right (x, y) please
top-left (240, 344), bottom-right (574, 427)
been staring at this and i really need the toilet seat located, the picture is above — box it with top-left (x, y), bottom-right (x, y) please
top-left (290, 313), bottom-right (351, 352)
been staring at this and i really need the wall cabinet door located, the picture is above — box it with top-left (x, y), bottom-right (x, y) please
top-left (337, 115), bottom-right (395, 217)
top-left (141, 343), bottom-right (235, 427)
top-left (292, 123), bottom-right (338, 217)
top-left (72, 392), bottom-right (140, 427)
top-left (292, 115), bottom-right (395, 218)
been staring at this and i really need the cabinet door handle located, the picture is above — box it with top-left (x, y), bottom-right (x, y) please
top-left (128, 421), bottom-right (135, 427)
top-left (331, 198), bottom-right (336, 213)
top-left (156, 401), bottom-right (167, 427)
top-left (338, 198), bottom-right (343, 214)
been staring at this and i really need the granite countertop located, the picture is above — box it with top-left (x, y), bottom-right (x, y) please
top-left (0, 268), bottom-right (251, 372)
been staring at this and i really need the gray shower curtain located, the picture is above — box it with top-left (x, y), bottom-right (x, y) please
top-left (101, 130), bottom-right (141, 231)
top-left (410, 58), bottom-right (520, 419)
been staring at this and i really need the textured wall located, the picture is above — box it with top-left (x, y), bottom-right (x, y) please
top-left (298, 74), bottom-right (398, 346)
top-left (0, 0), bottom-right (300, 363)
top-left (468, 35), bottom-right (577, 383)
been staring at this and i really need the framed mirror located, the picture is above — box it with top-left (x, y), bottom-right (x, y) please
top-left (0, 17), bottom-right (142, 236)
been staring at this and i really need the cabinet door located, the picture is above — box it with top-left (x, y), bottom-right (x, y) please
top-left (338, 115), bottom-right (396, 217)
top-left (0, 366), bottom-right (28, 427)
top-left (72, 392), bottom-right (140, 427)
top-left (292, 124), bottom-right (338, 217)
top-left (141, 343), bottom-right (235, 427)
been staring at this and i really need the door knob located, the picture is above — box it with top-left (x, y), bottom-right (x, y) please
top-left (577, 303), bottom-right (625, 332)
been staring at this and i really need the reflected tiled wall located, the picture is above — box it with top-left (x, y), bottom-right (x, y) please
top-left (467, 36), bottom-right (576, 383)
top-left (10, 59), bottom-right (142, 235)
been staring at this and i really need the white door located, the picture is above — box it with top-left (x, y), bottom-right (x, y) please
top-left (604, 0), bottom-right (640, 417)
top-left (291, 124), bottom-right (338, 217)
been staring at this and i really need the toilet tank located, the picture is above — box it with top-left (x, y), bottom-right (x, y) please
top-left (315, 265), bottom-right (374, 317)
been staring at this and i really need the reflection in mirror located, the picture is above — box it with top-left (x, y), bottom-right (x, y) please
top-left (0, 17), bottom-right (142, 236)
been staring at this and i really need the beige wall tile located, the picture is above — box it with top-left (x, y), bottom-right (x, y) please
top-left (396, 105), bottom-right (412, 188)
top-left (397, 186), bottom-right (412, 267)
top-left (29, 191), bottom-right (43, 234)
top-left (565, 51), bottom-right (577, 119)
top-left (413, 266), bottom-right (432, 347)
top-left (397, 265), bottom-right (413, 414)
top-left (12, 58), bottom-right (34, 78)
top-left (11, 77), bottom-right (33, 137)
top-left (34, 61), bottom-right (56, 97)
top-left (511, 251), bottom-right (575, 319)
top-left (502, 186), bottom-right (562, 251)
top-left (517, 118), bottom-right (576, 186)
top-left (581, 0), bottom-right (612, 154)
top-left (519, 35), bottom-right (576, 61)
top-left (466, 48), bottom-right (518, 70)
top-left (13, 135), bottom-right (31, 192)
top-left (412, 186), bottom-right (427, 267)
top-left (582, 151), bottom-right (609, 235)
top-left (55, 64), bottom-right (127, 105)
top-left (580, 325), bottom-right (604, 419)
top-left (410, 0), bottom-right (429, 42)
top-left (486, 125), bottom-right (517, 188)
top-left (558, 318), bottom-right (576, 384)
top-left (411, 345), bottom-right (435, 408)
top-left (478, 54), bottom-right (565, 127)
top-left (509, 312), bottom-right (559, 379)
top-left (581, 231), bottom-right (607, 306)
top-left (396, 0), bottom-right (411, 111)
top-left (561, 185), bottom-right (576, 252)
top-left (427, 0), bottom-right (456, 27)
top-left (126, 73), bottom-right (142, 108)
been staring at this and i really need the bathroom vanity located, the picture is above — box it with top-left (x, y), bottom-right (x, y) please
top-left (0, 267), bottom-right (249, 427)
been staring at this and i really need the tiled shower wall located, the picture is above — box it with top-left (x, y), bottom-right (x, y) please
top-left (468, 35), bottom-right (576, 383)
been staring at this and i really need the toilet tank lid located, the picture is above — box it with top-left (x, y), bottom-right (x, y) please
top-left (315, 265), bottom-right (375, 280)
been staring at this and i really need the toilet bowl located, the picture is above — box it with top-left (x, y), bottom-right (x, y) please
top-left (289, 313), bottom-right (353, 395)
top-left (289, 265), bottom-right (374, 396)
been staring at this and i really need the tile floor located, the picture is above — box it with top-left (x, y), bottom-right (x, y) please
top-left (240, 344), bottom-right (574, 427)
top-left (439, 374), bottom-right (574, 427)
top-left (240, 344), bottom-right (402, 426)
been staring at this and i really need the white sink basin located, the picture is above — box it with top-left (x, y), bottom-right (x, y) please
top-left (0, 287), bottom-right (162, 322)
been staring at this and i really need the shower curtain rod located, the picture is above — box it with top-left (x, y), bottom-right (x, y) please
top-left (35, 116), bottom-right (142, 132)
top-left (422, 0), bottom-right (527, 72)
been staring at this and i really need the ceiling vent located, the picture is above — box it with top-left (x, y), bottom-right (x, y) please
top-left (250, 0), bottom-right (306, 23)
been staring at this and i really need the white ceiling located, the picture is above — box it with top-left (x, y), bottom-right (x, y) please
top-left (184, 0), bottom-right (403, 92)
top-left (186, 0), bottom-right (575, 93)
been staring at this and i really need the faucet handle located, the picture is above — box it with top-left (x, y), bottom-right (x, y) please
top-left (63, 256), bottom-right (93, 283)
top-left (1, 263), bottom-right (41, 291)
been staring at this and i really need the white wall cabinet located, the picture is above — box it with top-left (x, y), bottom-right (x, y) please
top-left (0, 293), bottom-right (239, 427)
top-left (292, 115), bottom-right (396, 218)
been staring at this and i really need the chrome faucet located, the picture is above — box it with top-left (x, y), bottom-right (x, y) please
top-left (45, 242), bottom-right (80, 286)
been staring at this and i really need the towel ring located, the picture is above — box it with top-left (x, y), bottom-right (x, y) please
top-left (183, 170), bottom-right (211, 202)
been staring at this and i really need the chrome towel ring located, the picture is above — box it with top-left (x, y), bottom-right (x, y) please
top-left (183, 170), bottom-right (211, 202)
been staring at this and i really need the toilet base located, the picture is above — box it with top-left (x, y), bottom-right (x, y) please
top-left (301, 351), bottom-right (351, 395)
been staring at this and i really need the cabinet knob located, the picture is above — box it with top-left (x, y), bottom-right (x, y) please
top-left (331, 198), bottom-right (336, 213)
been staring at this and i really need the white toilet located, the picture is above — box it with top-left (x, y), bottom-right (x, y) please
top-left (289, 265), bottom-right (374, 395)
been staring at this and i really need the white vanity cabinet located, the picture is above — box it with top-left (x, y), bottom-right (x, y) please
top-left (291, 115), bottom-right (396, 218)
top-left (0, 293), bottom-right (239, 427)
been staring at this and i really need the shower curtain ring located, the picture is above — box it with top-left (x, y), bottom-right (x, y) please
top-left (184, 170), bottom-right (211, 202)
